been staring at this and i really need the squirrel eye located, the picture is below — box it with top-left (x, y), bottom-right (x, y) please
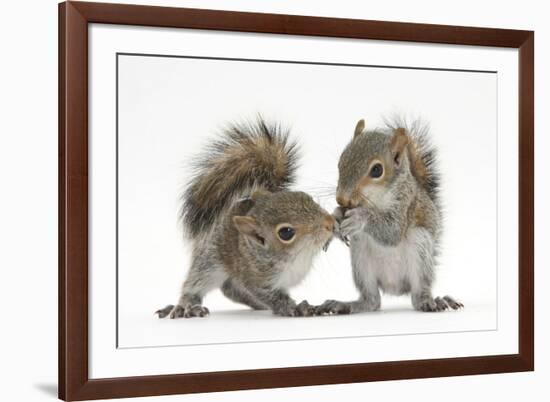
top-left (277, 226), bottom-right (296, 242)
top-left (369, 163), bottom-right (384, 178)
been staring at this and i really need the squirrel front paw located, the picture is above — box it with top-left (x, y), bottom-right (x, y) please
top-left (332, 207), bottom-right (349, 245)
top-left (332, 206), bottom-right (347, 224)
top-left (273, 300), bottom-right (315, 317)
top-left (295, 300), bottom-right (316, 317)
top-left (339, 208), bottom-right (367, 238)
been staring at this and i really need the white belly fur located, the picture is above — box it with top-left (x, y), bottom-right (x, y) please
top-left (356, 228), bottom-right (430, 295)
top-left (272, 244), bottom-right (317, 289)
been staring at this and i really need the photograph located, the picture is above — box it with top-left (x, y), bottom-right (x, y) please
top-left (116, 52), bottom-right (495, 349)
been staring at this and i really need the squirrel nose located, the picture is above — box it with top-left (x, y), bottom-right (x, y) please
top-left (337, 195), bottom-right (357, 208)
top-left (336, 195), bottom-right (349, 207)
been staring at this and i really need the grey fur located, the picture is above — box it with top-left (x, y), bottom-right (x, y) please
top-left (317, 117), bottom-right (461, 315)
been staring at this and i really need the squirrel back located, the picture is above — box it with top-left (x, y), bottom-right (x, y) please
top-left (181, 117), bottom-right (299, 238)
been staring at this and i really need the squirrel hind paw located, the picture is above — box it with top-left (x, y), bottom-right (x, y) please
top-left (442, 295), bottom-right (464, 310)
top-left (418, 296), bottom-right (463, 312)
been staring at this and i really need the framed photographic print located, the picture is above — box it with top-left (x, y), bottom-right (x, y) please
top-left (59, 1), bottom-right (534, 400)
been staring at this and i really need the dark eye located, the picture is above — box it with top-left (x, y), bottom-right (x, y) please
top-left (370, 163), bottom-right (383, 178)
top-left (277, 226), bottom-right (296, 242)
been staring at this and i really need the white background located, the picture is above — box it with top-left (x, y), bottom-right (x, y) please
top-left (0, 0), bottom-right (547, 401)
top-left (116, 50), bottom-right (498, 348)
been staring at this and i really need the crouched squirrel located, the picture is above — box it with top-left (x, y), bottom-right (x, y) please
top-left (317, 118), bottom-right (463, 314)
top-left (156, 118), bottom-right (336, 319)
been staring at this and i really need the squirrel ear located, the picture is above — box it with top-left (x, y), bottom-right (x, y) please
top-left (390, 128), bottom-right (409, 166)
top-left (354, 119), bottom-right (366, 138)
top-left (234, 197), bottom-right (255, 213)
top-left (233, 216), bottom-right (266, 247)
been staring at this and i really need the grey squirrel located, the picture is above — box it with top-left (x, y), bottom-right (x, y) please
top-left (317, 118), bottom-right (463, 314)
top-left (156, 117), bottom-right (336, 318)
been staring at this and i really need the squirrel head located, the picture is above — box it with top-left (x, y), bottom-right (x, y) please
top-left (232, 191), bottom-right (335, 258)
top-left (336, 119), bottom-right (412, 209)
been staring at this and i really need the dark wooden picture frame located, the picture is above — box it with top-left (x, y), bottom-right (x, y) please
top-left (59, 1), bottom-right (534, 400)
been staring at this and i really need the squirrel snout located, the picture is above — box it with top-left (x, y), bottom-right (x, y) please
top-left (336, 194), bottom-right (358, 208)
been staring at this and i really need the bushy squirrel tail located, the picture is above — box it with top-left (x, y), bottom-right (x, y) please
top-left (181, 116), bottom-right (299, 238)
top-left (385, 117), bottom-right (440, 202)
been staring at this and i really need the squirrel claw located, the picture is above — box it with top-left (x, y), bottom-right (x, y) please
top-left (155, 304), bottom-right (174, 318)
top-left (164, 304), bottom-right (210, 319)
top-left (322, 238), bottom-right (333, 252)
top-left (417, 296), bottom-right (463, 312)
top-left (442, 295), bottom-right (464, 310)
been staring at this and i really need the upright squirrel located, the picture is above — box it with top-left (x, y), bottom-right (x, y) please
top-left (317, 118), bottom-right (462, 314)
top-left (156, 118), bottom-right (336, 319)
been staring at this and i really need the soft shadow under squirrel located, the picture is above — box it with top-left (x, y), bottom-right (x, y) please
top-left (157, 117), bottom-right (335, 319)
